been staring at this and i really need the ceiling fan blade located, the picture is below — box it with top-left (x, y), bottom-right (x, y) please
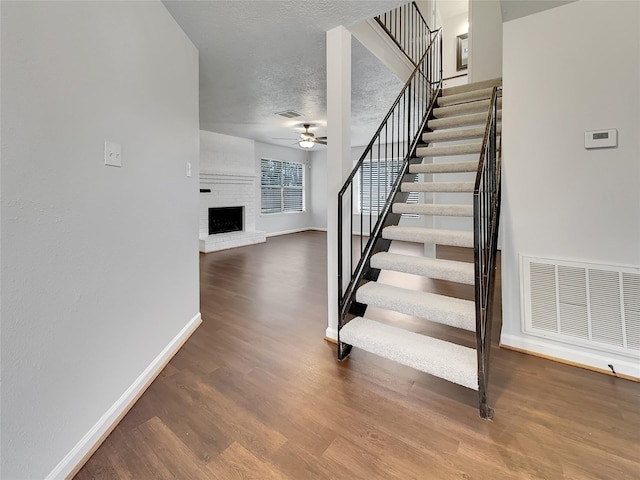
top-left (315, 136), bottom-right (327, 141)
top-left (315, 139), bottom-right (327, 145)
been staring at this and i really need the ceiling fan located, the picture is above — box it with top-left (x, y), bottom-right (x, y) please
top-left (273, 124), bottom-right (327, 149)
top-left (297, 124), bottom-right (327, 149)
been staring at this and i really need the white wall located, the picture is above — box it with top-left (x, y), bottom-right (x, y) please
top-left (0, 2), bottom-right (200, 478)
top-left (201, 130), bottom-right (255, 175)
top-left (255, 142), bottom-right (313, 235)
top-left (501, 1), bottom-right (640, 374)
top-left (310, 149), bottom-right (328, 230)
top-left (442, 11), bottom-right (469, 87)
top-left (468, 0), bottom-right (502, 82)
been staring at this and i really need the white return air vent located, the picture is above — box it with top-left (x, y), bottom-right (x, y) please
top-left (521, 256), bottom-right (640, 358)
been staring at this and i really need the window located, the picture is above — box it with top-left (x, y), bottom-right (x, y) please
top-left (359, 160), bottom-right (419, 217)
top-left (261, 159), bottom-right (304, 214)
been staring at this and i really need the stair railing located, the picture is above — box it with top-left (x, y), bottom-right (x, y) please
top-left (474, 86), bottom-right (502, 419)
top-left (337, 28), bottom-right (442, 360)
top-left (375, 2), bottom-right (431, 67)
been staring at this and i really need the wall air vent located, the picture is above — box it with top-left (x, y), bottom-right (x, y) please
top-left (521, 255), bottom-right (640, 358)
top-left (275, 110), bottom-right (303, 119)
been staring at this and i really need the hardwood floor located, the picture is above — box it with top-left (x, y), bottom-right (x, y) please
top-left (75, 231), bottom-right (640, 479)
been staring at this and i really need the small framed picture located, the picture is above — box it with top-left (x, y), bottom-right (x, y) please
top-left (457, 33), bottom-right (468, 71)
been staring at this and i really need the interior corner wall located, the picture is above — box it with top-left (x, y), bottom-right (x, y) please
top-left (0, 2), bottom-right (200, 478)
top-left (254, 142), bottom-right (313, 235)
top-left (468, 0), bottom-right (502, 82)
top-left (500, 1), bottom-right (640, 371)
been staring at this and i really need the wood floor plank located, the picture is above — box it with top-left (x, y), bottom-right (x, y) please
top-left (73, 231), bottom-right (640, 480)
top-left (169, 370), bottom-right (289, 458)
top-left (132, 417), bottom-right (214, 480)
top-left (271, 441), bottom-right (336, 480)
top-left (205, 442), bottom-right (289, 480)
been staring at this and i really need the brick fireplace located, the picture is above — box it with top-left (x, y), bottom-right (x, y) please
top-left (199, 171), bottom-right (266, 253)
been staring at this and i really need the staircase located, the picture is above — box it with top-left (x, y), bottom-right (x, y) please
top-left (338, 77), bottom-right (503, 419)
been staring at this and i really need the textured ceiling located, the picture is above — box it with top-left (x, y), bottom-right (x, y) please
top-left (162, 0), bottom-right (406, 149)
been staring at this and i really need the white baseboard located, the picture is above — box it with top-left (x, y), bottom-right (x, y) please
top-left (266, 228), bottom-right (326, 237)
top-left (500, 333), bottom-right (640, 380)
top-left (325, 326), bottom-right (337, 341)
top-left (47, 313), bottom-right (202, 480)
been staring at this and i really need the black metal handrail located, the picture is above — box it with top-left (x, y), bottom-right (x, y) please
top-left (375, 2), bottom-right (431, 67)
top-left (337, 29), bottom-right (442, 359)
top-left (473, 86), bottom-right (502, 420)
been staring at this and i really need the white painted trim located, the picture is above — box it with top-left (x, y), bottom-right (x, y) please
top-left (326, 26), bottom-right (353, 346)
top-left (265, 228), bottom-right (317, 238)
top-left (48, 313), bottom-right (202, 480)
top-left (500, 332), bottom-right (640, 380)
top-left (311, 227), bottom-right (328, 232)
top-left (326, 326), bottom-right (338, 341)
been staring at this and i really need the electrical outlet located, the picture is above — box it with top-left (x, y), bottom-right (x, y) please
top-left (186, 162), bottom-right (192, 177)
top-left (104, 141), bottom-right (122, 167)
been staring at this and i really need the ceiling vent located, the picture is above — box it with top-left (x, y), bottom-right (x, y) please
top-left (275, 110), bottom-right (303, 119)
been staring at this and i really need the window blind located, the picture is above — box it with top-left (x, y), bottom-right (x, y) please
top-left (359, 160), bottom-right (419, 217)
top-left (261, 159), bottom-right (304, 214)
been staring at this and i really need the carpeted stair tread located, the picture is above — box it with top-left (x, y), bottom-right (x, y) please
top-left (340, 317), bottom-right (478, 390)
top-left (393, 203), bottom-right (473, 217)
top-left (383, 226), bottom-right (474, 248)
top-left (436, 87), bottom-right (495, 107)
top-left (401, 181), bottom-right (474, 193)
top-left (441, 77), bottom-right (502, 97)
top-left (428, 111), bottom-right (502, 130)
top-left (433, 98), bottom-right (501, 119)
top-left (356, 282), bottom-right (476, 331)
top-left (416, 142), bottom-right (482, 157)
top-left (371, 252), bottom-right (475, 284)
top-left (422, 125), bottom-right (501, 143)
top-left (410, 161), bottom-right (478, 174)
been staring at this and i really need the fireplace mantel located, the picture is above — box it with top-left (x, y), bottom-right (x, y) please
top-left (200, 171), bottom-right (256, 187)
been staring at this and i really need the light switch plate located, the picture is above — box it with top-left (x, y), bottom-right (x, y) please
top-left (585, 129), bottom-right (617, 149)
top-left (104, 141), bottom-right (122, 167)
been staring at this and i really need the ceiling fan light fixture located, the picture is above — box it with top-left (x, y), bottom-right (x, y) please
top-left (299, 139), bottom-right (315, 149)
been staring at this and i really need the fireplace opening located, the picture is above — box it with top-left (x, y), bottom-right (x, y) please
top-left (208, 206), bottom-right (243, 235)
